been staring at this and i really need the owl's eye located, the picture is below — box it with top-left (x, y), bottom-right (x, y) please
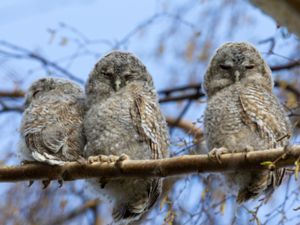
top-left (32, 90), bottom-right (40, 97)
top-left (101, 71), bottom-right (112, 78)
top-left (124, 74), bottom-right (134, 80)
top-left (245, 65), bottom-right (255, 69)
top-left (219, 64), bottom-right (232, 70)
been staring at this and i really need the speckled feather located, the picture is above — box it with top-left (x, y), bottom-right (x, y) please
top-left (20, 78), bottom-right (85, 165)
top-left (84, 51), bottom-right (169, 224)
top-left (204, 42), bottom-right (291, 203)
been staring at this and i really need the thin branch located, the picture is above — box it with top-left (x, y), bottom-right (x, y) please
top-left (1, 145), bottom-right (300, 183)
top-left (0, 41), bottom-right (84, 84)
top-left (0, 100), bottom-right (23, 113)
top-left (166, 117), bottom-right (203, 141)
top-left (159, 92), bottom-right (204, 103)
top-left (44, 199), bottom-right (100, 225)
top-left (271, 60), bottom-right (300, 71)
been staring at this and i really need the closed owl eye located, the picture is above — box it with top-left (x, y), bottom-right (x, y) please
top-left (101, 71), bottom-right (112, 78)
top-left (124, 74), bottom-right (134, 80)
top-left (219, 64), bottom-right (232, 70)
top-left (32, 90), bottom-right (40, 97)
top-left (245, 64), bottom-right (255, 69)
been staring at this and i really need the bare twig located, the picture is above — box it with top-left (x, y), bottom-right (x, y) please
top-left (271, 60), bottom-right (300, 71)
top-left (0, 100), bottom-right (23, 113)
top-left (44, 199), bottom-right (100, 225)
top-left (1, 145), bottom-right (300, 183)
top-left (0, 41), bottom-right (84, 84)
top-left (166, 117), bottom-right (203, 141)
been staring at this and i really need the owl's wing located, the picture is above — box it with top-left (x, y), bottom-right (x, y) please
top-left (239, 84), bottom-right (291, 148)
top-left (130, 92), bottom-right (163, 159)
top-left (22, 98), bottom-right (70, 165)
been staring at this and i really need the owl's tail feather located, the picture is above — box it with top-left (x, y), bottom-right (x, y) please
top-left (237, 168), bottom-right (285, 203)
top-left (237, 189), bottom-right (258, 203)
top-left (112, 204), bottom-right (143, 225)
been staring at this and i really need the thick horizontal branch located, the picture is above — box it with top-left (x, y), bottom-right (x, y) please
top-left (1, 145), bottom-right (300, 183)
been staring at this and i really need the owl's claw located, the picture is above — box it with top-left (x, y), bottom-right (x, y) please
top-left (28, 180), bottom-right (34, 187)
top-left (88, 155), bottom-right (110, 164)
top-left (115, 154), bottom-right (130, 168)
top-left (208, 147), bottom-right (230, 164)
top-left (42, 179), bottom-right (51, 189)
top-left (88, 154), bottom-right (130, 165)
top-left (58, 180), bottom-right (63, 188)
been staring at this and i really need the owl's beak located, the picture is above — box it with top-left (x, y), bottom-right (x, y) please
top-left (234, 70), bottom-right (240, 82)
top-left (114, 78), bottom-right (121, 91)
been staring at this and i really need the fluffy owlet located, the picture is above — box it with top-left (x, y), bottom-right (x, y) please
top-left (84, 51), bottom-right (169, 224)
top-left (203, 42), bottom-right (291, 203)
top-left (20, 77), bottom-right (85, 166)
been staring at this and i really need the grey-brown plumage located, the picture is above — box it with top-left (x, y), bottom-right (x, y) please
top-left (84, 51), bottom-right (169, 224)
top-left (20, 77), bottom-right (85, 166)
top-left (203, 42), bottom-right (291, 203)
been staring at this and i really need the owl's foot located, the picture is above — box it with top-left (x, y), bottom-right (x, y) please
top-left (88, 155), bottom-right (110, 164)
top-left (88, 154), bottom-right (130, 166)
top-left (115, 154), bottom-right (130, 167)
top-left (208, 147), bottom-right (230, 164)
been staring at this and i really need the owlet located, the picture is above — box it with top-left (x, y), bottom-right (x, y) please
top-left (20, 77), bottom-right (85, 166)
top-left (84, 51), bottom-right (169, 224)
top-left (203, 42), bottom-right (291, 203)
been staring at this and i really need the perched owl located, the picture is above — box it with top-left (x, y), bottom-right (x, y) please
top-left (203, 42), bottom-right (291, 203)
top-left (20, 77), bottom-right (85, 166)
top-left (84, 51), bottom-right (169, 224)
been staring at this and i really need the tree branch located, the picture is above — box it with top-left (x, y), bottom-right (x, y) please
top-left (271, 60), bottom-right (300, 71)
top-left (1, 145), bottom-right (300, 183)
top-left (0, 90), bottom-right (25, 98)
top-left (0, 41), bottom-right (84, 84)
top-left (44, 199), bottom-right (100, 225)
top-left (166, 117), bottom-right (203, 141)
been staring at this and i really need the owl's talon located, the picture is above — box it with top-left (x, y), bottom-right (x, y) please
top-left (108, 155), bottom-right (120, 163)
top-left (119, 153), bottom-right (130, 161)
top-left (58, 179), bottom-right (63, 188)
top-left (115, 154), bottom-right (130, 168)
top-left (208, 147), bottom-right (229, 164)
top-left (42, 179), bottom-right (51, 189)
top-left (88, 155), bottom-right (107, 164)
top-left (28, 180), bottom-right (34, 187)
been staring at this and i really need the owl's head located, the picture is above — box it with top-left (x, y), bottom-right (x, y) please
top-left (203, 42), bottom-right (273, 97)
top-left (86, 51), bottom-right (153, 102)
top-left (24, 77), bottom-right (83, 108)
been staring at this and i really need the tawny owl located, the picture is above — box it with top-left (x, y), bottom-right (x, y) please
top-left (19, 77), bottom-right (85, 166)
top-left (84, 51), bottom-right (169, 224)
top-left (203, 42), bottom-right (291, 203)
